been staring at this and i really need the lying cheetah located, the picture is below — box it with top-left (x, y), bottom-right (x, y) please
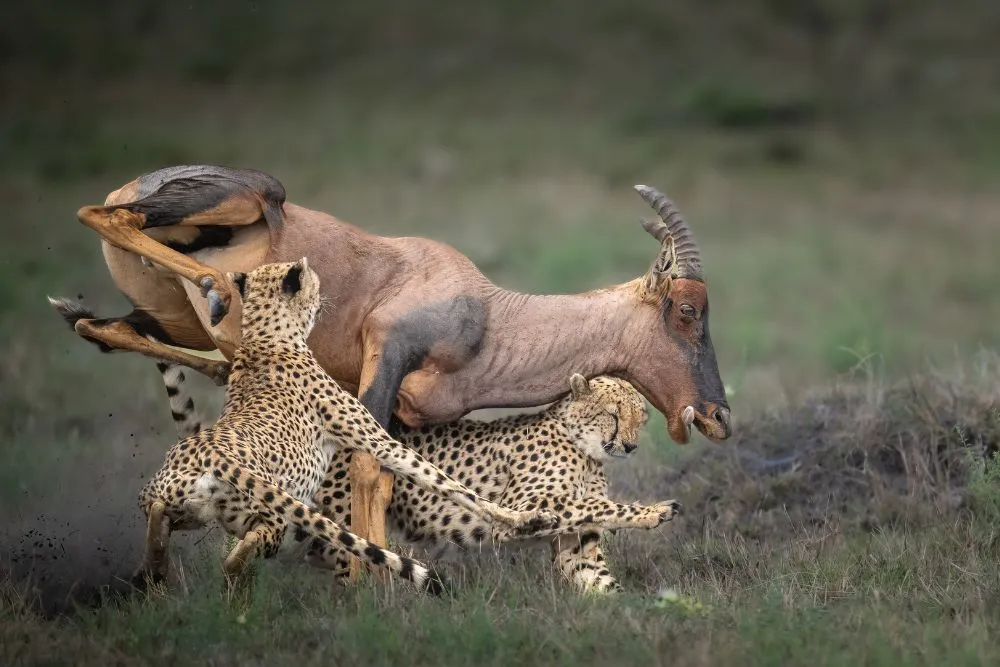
top-left (312, 373), bottom-right (682, 594)
top-left (155, 366), bottom-right (680, 593)
top-left (132, 258), bottom-right (548, 596)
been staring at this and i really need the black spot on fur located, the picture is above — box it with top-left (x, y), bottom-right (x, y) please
top-left (423, 567), bottom-right (447, 596)
top-left (363, 544), bottom-right (386, 565)
top-left (231, 272), bottom-right (247, 298)
top-left (282, 265), bottom-right (302, 295)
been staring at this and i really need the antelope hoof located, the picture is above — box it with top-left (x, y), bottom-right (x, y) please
top-left (210, 361), bottom-right (232, 386)
top-left (198, 276), bottom-right (231, 326)
top-left (199, 275), bottom-right (215, 297)
top-left (208, 291), bottom-right (226, 326)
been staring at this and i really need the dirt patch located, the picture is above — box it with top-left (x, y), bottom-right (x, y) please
top-left (0, 415), bottom-right (219, 617)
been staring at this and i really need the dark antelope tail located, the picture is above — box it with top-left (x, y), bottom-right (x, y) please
top-left (47, 296), bottom-right (94, 330)
top-left (102, 165), bottom-right (287, 234)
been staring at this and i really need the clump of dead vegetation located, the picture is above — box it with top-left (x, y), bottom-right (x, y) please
top-left (668, 354), bottom-right (1000, 544)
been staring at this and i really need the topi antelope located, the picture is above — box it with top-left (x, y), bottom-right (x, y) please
top-left (49, 164), bottom-right (732, 576)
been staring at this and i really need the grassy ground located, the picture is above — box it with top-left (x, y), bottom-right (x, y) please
top-left (3, 1), bottom-right (1000, 665)
top-left (4, 358), bottom-right (1000, 666)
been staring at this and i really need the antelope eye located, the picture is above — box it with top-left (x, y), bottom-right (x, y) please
top-left (679, 304), bottom-right (696, 318)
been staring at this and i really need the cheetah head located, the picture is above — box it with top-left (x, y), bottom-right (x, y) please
top-left (228, 257), bottom-right (321, 340)
top-left (561, 374), bottom-right (650, 461)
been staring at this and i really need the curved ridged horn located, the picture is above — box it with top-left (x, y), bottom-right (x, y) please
top-left (634, 184), bottom-right (703, 280)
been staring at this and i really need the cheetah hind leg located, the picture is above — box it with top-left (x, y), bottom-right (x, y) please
top-left (131, 500), bottom-right (171, 593)
top-left (222, 530), bottom-right (265, 611)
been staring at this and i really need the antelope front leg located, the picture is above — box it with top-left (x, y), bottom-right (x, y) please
top-left (77, 206), bottom-right (234, 326)
top-left (346, 451), bottom-right (384, 581)
top-left (345, 349), bottom-right (403, 582)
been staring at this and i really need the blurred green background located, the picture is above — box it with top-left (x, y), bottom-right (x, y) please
top-left (1, 0), bottom-right (999, 633)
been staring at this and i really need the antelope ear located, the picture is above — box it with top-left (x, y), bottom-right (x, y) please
top-left (229, 272), bottom-right (247, 298)
top-left (282, 262), bottom-right (304, 296)
top-left (569, 373), bottom-right (592, 399)
top-left (641, 233), bottom-right (676, 299)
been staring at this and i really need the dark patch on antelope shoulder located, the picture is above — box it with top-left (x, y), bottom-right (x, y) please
top-left (360, 295), bottom-right (487, 426)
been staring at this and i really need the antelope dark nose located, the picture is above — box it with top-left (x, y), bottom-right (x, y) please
top-left (623, 442), bottom-right (638, 454)
top-left (708, 405), bottom-right (732, 438)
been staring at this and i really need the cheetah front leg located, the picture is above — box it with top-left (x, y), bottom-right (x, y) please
top-left (492, 496), bottom-right (682, 542)
top-left (321, 403), bottom-right (555, 533)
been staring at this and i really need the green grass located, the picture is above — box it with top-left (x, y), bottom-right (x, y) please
top-left (3, 1), bottom-right (1000, 664)
top-left (5, 361), bottom-right (1000, 666)
top-left (5, 539), bottom-right (999, 667)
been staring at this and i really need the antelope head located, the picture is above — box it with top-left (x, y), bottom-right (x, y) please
top-left (625, 185), bottom-right (731, 445)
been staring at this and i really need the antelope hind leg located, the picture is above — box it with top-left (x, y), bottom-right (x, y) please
top-left (78, 207), bottom-right (236, 326)
top-left (77, 176), bottom-right (270, 326)
top-left (80, 317), bottom-right (230, 385)
top-left (62, 309), bottom-right (230, 384)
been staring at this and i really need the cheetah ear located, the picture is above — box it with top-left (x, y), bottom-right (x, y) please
top-left (230, 272), bottom-right (247, 299)
top-left (281, 263), bottom-right (303, 296)
top-left (569, 373), bottom-right (591, 399)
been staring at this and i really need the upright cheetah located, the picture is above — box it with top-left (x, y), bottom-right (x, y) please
top-left (132, 258), bottom-right (548, 595)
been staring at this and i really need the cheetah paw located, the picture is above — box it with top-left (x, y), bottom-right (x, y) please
top-left (652, 500), bottom-right (683, 524)
top-left (513, 509), bottom-right (558, 535)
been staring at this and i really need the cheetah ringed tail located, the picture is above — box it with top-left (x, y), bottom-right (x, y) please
top-left (156, 361), bottom-right (203, 438)
top-left (209, 453), bottom-right (447, 596)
